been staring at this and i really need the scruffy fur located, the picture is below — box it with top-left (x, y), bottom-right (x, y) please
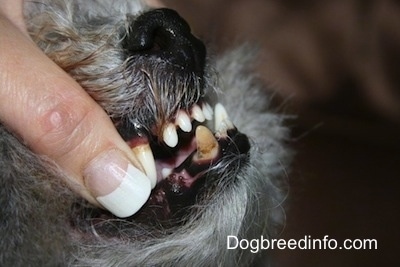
top-left (0, 0), bottom-right (290, 266)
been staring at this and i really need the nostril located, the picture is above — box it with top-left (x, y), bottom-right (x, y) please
top-left (127, 20), bottom-right (175, 52)
top-left (123, 8), bottom-right (206, 74)
top-left (147, 28), bottom-right (174, 52)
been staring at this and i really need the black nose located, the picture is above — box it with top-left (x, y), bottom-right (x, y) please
top-left (124, 8), bottom-right (206, 75)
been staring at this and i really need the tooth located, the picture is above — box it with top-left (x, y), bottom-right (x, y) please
top-left (163, 123), bottom-right (178, 148)
top-left (202, 103), bottom-right (213, 121)
top-left (162, 168), bottom-right (173, 178)
top-left (131, 143), bottom-right (157, 189)
top-left (214, 103), bottom-right (234, 133)
top-left (214, 103), bottom-right (228, 129)
top-left (195, 125), bottom-right (219, 161)
top-left (192, 104), bottom-right (205, 122)
top-left (176, 110), bottom-right (192, 132)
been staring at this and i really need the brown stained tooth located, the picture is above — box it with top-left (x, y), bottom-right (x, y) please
top-left (195, 125), bottom-right (219, 161)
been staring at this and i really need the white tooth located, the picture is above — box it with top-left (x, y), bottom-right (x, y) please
top-left (202, 103), bottom-right (213, 121)
top-left (195, 125), bottom-right (219, 161)
top-left (176, 110), bottom-right (192, 132)
top-left (162, 168), bottom-right (173, 178)
top-left (163, 123), bottom-right (178, 148)
top-left (214, 103), bottom-right (228, 128)
top-left (131, 143), bottom-right (157, 189)
top-left (192, 104), bottom-right (205, 122)
top-left (214, 103), bottom-right (234, 131)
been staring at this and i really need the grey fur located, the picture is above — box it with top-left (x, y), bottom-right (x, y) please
top-left (0, 0), bottom-right (290, 266)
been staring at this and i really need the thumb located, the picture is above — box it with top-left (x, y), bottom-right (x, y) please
top-left (0, 15), bottom-right (151, 218)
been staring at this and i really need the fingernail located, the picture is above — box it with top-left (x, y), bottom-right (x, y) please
top-left (84, 150), bottom-right (151, 218)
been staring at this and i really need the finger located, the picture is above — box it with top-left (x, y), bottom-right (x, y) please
top-left (0, 0), bottom-right (27, 34)
top-left (0, 16), bottom-right (151, 218)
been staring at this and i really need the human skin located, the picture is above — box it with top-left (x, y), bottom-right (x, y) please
top-left (0, 0), bottom-right (152, 217)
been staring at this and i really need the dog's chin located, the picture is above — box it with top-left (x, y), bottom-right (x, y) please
top-left (72, 102), bottom-right (251, 234)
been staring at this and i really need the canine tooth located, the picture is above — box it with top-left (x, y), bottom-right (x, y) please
top-left (202, 103), bottom-right (213, 121)
top-left (214, 103), bottom-right (234, 132)
top-left (214, 103), bottom-right (228, 128)
top-left (163, 123), bottom-right (178, 148)
top-left (162, 168), bottom-right (173, 178)
top-left (195, 125), bottom-right (219, 161)
top-left (176, 110), bottom-right (192, 132)
top-left (192, 105), bottom-right (205, 122)
top-left (131, 144), bottom-right (157, 189)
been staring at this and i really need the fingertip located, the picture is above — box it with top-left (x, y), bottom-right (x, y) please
top-left (96, 165), bottom-right (151, 218)
top-left (83, 149), bottom-right (151, 218)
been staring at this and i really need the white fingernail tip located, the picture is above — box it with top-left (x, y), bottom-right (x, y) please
top-left (96, 164), bottom-right (151, 218)
top-left (176, 110), bottom-right (192, 132)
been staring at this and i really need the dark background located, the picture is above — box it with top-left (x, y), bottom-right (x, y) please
top-left (159, 0), bottom-right (400, 266)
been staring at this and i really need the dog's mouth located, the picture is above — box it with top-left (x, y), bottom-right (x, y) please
top-left (122, 103), bottom-right (251, 224)
top-left (72, 102), bottom-right (251, 231)
top-left (68, 8), bottom-right (251, 231)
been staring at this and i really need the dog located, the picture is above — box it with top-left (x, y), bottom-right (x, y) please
top-left (0, 0), bottom-right (290, 265)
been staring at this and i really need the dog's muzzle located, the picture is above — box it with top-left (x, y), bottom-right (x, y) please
top-left (123, 8), bottom-right (206, 76)
top-left (80, 9), bottom-right (251, 227)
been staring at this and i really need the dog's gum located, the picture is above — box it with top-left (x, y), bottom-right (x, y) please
top-left (126, 134), bottom-right (149, 148)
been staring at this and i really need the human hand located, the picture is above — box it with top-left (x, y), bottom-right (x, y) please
top-left (0, 0), bottom-right (151, 218)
